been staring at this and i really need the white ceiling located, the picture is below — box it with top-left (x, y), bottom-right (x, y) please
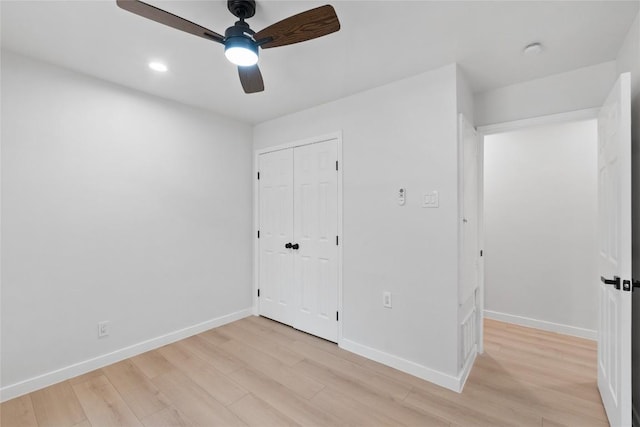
top-left (1, 1), bottom-right (638, 124)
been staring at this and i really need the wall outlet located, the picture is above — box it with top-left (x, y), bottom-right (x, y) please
top-left (383, 292), bottom-right (392, 308)
top-left (98, 321), bottom-right (110, 338)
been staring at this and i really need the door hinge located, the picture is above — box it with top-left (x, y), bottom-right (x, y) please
top-left (336, 311), bottom-right (339, 321)
top-left (480, 249), bottom-right (483, 257)
top-left (257, 230), bottom-right (260, 239)
top-left (336, 160), bottom-right (339, 171)
top-left (257, 289), bottom-right (260, 297)
top-left (336, 235), bottom-right (339, 246)
top-left (257, 171), bottom-right (260, 180)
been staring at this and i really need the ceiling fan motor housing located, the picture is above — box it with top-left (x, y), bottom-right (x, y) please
top-left (224, 20), bottom-right (258, 51)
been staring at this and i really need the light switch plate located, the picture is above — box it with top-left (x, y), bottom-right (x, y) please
top-left (423, 191), bottom-right (439, 208)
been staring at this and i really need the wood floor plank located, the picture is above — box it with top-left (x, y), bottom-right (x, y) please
top-left (291, 358), bottom-right (450, 426)
top-left (102, 359), bottom-right (169, 419)
top-left (151, 369), bottom-right (246, 426)
top-left (220, 338), bottom-right (325, 400)
top-left (72, 375), bottom-right (142, 427)
top-left (310, 387), bottom-right (400, 426)
top-left (130, 350), bottom-right (174, 380)
top-left (287, 338), bottom-right (411, 401)
top-left (221, 319), bottom-right (305, 366)
top-left (197, 328), bottom-right (231, 346)
top-left (1, 395), bottom-right (39, 427)
top-left (228, 394), bottom-right (300, 427)
top-left (405, 385), bottom-right (520, 427)
top-left (158, 341), bottom-right (248, 406)
top-left (140, 406), bottom-right (194, 427)
top-left (228, 367), bottom-right (337, 426)
top-left (484, 337), bottom-right (597, 377)
top-left (31, 380), bottom-right (87, 427)
top-left (485, 329), bottom-right (597, 369)
top-left (470, 358), bottom-right (605, 419)
top-left (542, 416), bottom-right (570, 426)
top-left (474, 353), bottom-right (597, 398)
top-left (178, 335), bottom-right (246, 375)
top-left (465, 367), bottom-right (608, 425)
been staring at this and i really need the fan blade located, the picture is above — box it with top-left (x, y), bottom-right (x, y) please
top-left (116, 0), bottom-right (224, 44)
top-left (238, 65), bottom-right (264, 94)
top-left (254, 5), bottom-right (340, 49)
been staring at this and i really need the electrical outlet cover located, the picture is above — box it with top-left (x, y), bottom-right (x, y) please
top-left (98, 321), bottom-right (110, 338)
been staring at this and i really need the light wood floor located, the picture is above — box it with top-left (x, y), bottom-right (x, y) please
top-left (1, 316), bottom-right (608, 427)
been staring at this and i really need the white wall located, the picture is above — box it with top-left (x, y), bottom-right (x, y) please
top-left (456, 66), bottom-right (475, 126)
top-left (483, 119), bottom-right (598, 337)
top-left (615, 11), bottom-right (640, 425)
top-left (254, 65), bottom-right (463, 386)
top-left (474, 61), bottom-right (617, 126)
top-left (0, 51), bottom-right (254, 398)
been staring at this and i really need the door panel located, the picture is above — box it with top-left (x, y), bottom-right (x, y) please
top-left (258, 149), bottom-right (294, 325)
top-left (461, 114), bottom-right (479, 304)
top-left (597, 72), bottom-right (631, 427)
top-left (293, 140), bottom-right (339, 342)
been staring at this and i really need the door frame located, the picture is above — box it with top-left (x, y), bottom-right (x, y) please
top-left (253, 131), bottom-right (344, 344)
top-left (475, 107), bottom-right (600, 348)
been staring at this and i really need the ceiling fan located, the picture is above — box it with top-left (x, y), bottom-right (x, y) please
top-left (116, 0), bottom-right (341, 94)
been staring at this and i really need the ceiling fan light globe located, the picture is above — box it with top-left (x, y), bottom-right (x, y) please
top-left (224, 37), bottom-right (259, 66)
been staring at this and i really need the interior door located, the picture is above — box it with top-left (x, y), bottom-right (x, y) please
top-left (461, 114), bottom-right (479, 303)
top-left (597, 72), bottom-right (632, 427)
top-left (258, 149), bottom-right (294, 325)
top-left (293, 140), bottom-right (339, 342)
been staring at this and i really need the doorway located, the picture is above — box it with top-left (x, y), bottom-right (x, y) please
top-left (481, 117), bottom-right (599, 339)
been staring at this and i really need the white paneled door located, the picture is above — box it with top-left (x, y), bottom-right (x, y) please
top-left (597, 72), bottom-right (632, 427)
top-left (258, 148), bottom-right (295, 326)
top-left (258, 139), bottom-right (339, 342)
top-left (460, 114), bottom-right (479, 304)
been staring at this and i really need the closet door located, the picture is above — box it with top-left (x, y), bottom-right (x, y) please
top-left (293, 140), bottom-right (339, 342)
top-left (258, 149), bottom-right (294, 325)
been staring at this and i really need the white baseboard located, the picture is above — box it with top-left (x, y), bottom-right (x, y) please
top-left (339, 338), bottom-right (472, 393)
top-left (484, 310), bottom-right (597, 340)
top-left (633, 404), bottom-right (640, 427)
top-left (0, 308), bottom-right (252, 402)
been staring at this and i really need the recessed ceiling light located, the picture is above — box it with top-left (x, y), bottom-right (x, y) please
top-left (148, 62), bottom-right (168, 72)
top-left (523, 42), bottom-right (543, 55)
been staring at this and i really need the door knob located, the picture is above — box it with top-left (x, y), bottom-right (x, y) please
top-left (285, 242), bottom-right (292, 249)
top-left (600, 276), bottom-right (621, 290)
top-left (291, 243), bottom-right (299, 250)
